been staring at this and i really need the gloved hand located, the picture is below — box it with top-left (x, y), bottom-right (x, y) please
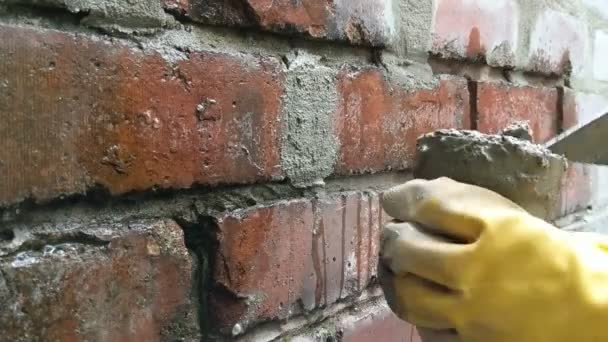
top-left (379, 177), bottom-right (608, 342)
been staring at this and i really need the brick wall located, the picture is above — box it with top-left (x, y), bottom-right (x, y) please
top-left (0, 0), bottom-right (606, 341)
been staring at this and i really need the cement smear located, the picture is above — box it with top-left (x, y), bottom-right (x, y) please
top-left (281, 52), bottom-right (339, 187)
top-left (414, 129), bottom-right (567, 220)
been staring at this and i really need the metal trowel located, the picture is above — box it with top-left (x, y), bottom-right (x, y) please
top-left (545, 111), bottom-right (608, 165)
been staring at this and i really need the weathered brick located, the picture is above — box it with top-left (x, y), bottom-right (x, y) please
top-left (0, 24), bottom-right (283, 207)
top-left (560, 88), bottom-right (593, 216)
top-left (163, 0), bottom-right (190, 16)
top-left (528, 10), bottom-right (587, 76)
top-left (340, 304), bottom-right (414, 342)
top-left (559, 163), bottom-right (592, 217)
top-left (335, 69), bottom-right (470, 174)
top-left (184, 0), bottom-right (394, 46)
top-left (476, 82), bottom-right (559, 143)
top-left (207, 192), bottom-right (386, 335)
top-left (432, 0), bottom-right (518, 66)
top-left (0, 219), bottom-right (198, 341)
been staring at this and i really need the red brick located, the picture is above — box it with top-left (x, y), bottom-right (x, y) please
top-left (335, 69), bottom-right (470, 174)
top-left (432, 0), bottom-right (518, 65)
top-left (0, 24), bottom-right (283, 207)
top-left (477, 82), bottom-right (559, 143)
top-left (559, 163), bottom-right (592, 216)
top-left (185, 0), bottom-right (393, 46)
top-left (340, 304), bottom-right (413, 342)
top-left (557, 88), bottom-right (596, 216)
top-left (208, 192), bottom-right (387, 334)
top-left (562, 88), bottom-right (579, 130)
top-left (0, 219), bottom-right (198, 341)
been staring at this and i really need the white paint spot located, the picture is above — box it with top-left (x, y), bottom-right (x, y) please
top-left (11, 252), bottom-right (39, 268)
top-left (232, 323), bottom-right (244, 336)
top-left (593, 30), bottom-right (608, 81)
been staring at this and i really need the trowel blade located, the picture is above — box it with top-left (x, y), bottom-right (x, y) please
top-left (545, 111), bottom-right (608, 165)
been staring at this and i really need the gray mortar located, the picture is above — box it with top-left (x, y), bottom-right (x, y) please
top-left (414, 129), bottom-right (567, 221)
top-left (143, 23), bottom-right (372, 66)
top-left (382, 52), bottom-right (439, 90)
top-left (281, 52), bottom-right (340, 188)
top-left (389, 0), bottom-right (433, 59)
top-left (500, 121), bottom-right (534, 141)
top-left (1, 0), bottom-right (178, 33)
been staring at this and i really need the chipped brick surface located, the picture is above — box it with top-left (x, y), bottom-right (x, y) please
top-left (185, 0), bottom-right (394, 46)
top-left (0, 24), bottom-right (283, 206)
top-left (0, 219), bottom-right (198, 341)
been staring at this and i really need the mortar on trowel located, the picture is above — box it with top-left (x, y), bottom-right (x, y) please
top-left (399, 125), bottom-right (568, 341)
top-left (414, 125), bottom-right (567, 221)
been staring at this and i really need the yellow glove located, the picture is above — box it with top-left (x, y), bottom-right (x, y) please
top-left (379, 177), bottom-right (608, 342)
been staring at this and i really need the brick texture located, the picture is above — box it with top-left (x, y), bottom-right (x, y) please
top-left (476, 82), bottom-right (559, 143)
top-left (0, 219), bottom-right (198, 341)
top-left (340, 305), bottom-right (415, 342)
top-left (432, 0), bottom-right (518, 65)
top-left (0, 24), bottom-right (283, 207)
top-left (181, 0), bottom-right (393, 46)
top-left (528, 10), bottom-right (587, 76)
top-left (335, 69), bottom-right (470, 174)
top-left (207, 192), bottom-right (387, 335)
top-left (2, 0), bottom-right (603, 340)
top-left (558, 89), bottom-right (600, 216)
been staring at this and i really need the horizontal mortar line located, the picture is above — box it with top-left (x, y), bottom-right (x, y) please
top-left (238, 286), bottom-right (385, 342)
top-left (0, 171), bottom-right (412, 227)
top-left (428, 55), bottom-right (567, 87)
top-left (0, 5), bottom-right (375, 65)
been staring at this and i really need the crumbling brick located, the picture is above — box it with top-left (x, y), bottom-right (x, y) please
top-left (183, 0), bottom-right (394, 46)
top-left (0, 219), bottom-right (198, 341)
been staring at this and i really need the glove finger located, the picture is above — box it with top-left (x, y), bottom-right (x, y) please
top-left (382, 177), bottom-right (524, 242)
top-left (381, 221), bottom-right (472, 289)
top-left (388, 272), bottom-right (460, 330)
